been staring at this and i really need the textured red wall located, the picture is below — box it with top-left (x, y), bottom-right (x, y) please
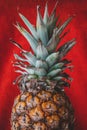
top-left (0, 0), bottom-right (87, 130)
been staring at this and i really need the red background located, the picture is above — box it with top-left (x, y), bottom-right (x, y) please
top-left (0, 0), bottom-right (87, 130)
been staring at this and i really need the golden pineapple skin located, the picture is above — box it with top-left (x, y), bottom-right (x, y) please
top-left (11, 81), bottom-right (74, 130)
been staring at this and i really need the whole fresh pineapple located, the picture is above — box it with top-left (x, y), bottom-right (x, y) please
top-left (11, 2), bottom-right (76, 130)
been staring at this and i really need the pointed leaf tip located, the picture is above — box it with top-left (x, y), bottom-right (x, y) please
top-left (57, 17), bottom-right (72, 36)
top-left (18, 12), bottom-right (22, 18)
top-left (36, 5), bottom-right (49, 45)
top-left (37, 5), bottom-right (40, 10)
top-left (58, 38), bottom-right (76, 60)
top-left (15, 22), bottom-right (38, 54)
top-left (37, 5), bottom-right (44, 26)
top-left (19, 12), bottom-right (39, 40)
top-left (10, 39), bottom-right (24, 51)
top-left (43, 2), bottom-right (49, 24)
top-left (50, 1), bottom-right (59, 17)
top-left (54, 0), bottom-right (59, 10)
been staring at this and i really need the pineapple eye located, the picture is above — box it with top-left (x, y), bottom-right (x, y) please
top-left (34, 122), bottom-right (47, 130)
top-left (42, 101), bottom-right (57, 113)
top-left (12, 121), bottom-right (19, 130)
top-left (53, 94), bottom-right (65, 106)
top-left (37, 90), bottom-right (51, 101)
top-left (16, 102), bottom-right (26, 114)
top-left (20, 93), bottom-right (29, 101)
top-left (26, 95), bottom-right (40, 108)
top-left (18, 114), bottom-right (30, 127)
top-left (46, 115), bottom-right (60, 128)
top-left (29, 106), bottom-right (44, 121)
top-left (58, 106), bottom-right (69, 119)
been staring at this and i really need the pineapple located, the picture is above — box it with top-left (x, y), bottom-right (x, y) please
top-left (11, 2), bottom-right (76, 130)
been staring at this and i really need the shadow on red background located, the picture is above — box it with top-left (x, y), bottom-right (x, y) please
top-left (0, 0), bottom-right (87, 130)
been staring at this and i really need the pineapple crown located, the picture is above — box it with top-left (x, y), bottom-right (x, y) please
top-left (11, 2), bottom-right (76, 89)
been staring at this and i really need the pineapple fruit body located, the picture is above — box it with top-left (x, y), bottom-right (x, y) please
top-left (11, 2), bottom-right (76, 130)
top-left (11, 79), bottom-right (74, 130)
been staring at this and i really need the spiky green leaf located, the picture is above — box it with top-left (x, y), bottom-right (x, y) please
top-left (27, 74), bottom-right (38, 80)
top-left (59, 73), bottom-right (73, 81)
top-left (36, 6), bottom-right (48, 45)
top-left (22, 52), bottom-right (36, 66)
top-left (47, 23), bottom-right (69, 53)
top-left (35, 68), bottom-right (47, 76)
top-left (35, 60), bottom-right (48, 70)
top-left (49, 62), bottom-right (65, 71)
top-left (14, 54), bottom-right (28, 62)
top-left (15, 66), bottom-right (47, 76)
top-left (46, 52), bottom-right (59, 67)
top-left (61, 59), bottom-right (72, 64)
top-left (43, 2), bottom-right (49, 24)
top-left (56, 17), bottom-right (72, 36)
top-left (46, 1), bottom-right (58, 38)
top-left (58, 80), bottom-right (70, 87)
top-left (47, 69), bottom-right (62, 78)
top-left (58, 38), bottom-right (76, 60)
top-left (47, 17), bottom-right (58, 39)
top-left (53, 76), bottom-right (64, 81)
top-left (49, 1), bottom-right (58, 21)
top-left (19, 13), bottom-right (39, 40)
top-left (36, 42), bottom-right (48, 60)
top-left (15, 70), bottom-right (28, 75)
top-left (10, 39), bottom-right (24, 51)
top-left (15, 22), bottom-right (38, 53)
top-left (46, 27), bottom-right (60, 53)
